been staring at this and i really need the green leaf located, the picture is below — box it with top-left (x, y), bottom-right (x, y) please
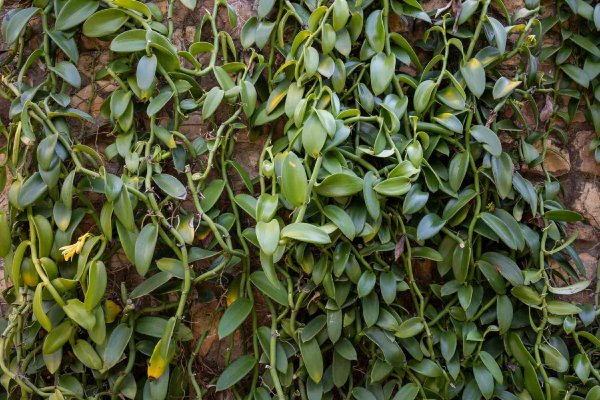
top-left (216, 355), bottom-right (257, 391)
top-left (357, 271), bottom-right (376, 298)
top-left (323, 205), bottom-right (356, 240)
top-left (480, 252), bottom-right (523, 286)
top-left (470, 125), bottom-right (502, 157)
top-left (281, 152), bottom-right (308, 206)
top-left (241, 80), bottom-right (257, 117)
top-left (180, 0), bottom-right (197, 10)
top-left (111, 29), bottom-right (147, 52)
top-left (392, 384), bottom-right (419, 400)
top-left (256, 193), bottom-right (278, 222)
top-left (147, 90), bottom-right (174, 116)
top-left (496, 295), bottom-right (513, 333)
top-left (256, 220), bottom-right (280, 255)
top-left (17, 172), bottom-right (48, 208)
top-left (544, 209), bottom-right (583, 222)
top-left (82, 9), bottom-right (128, 37)
top-left (574, 353), bottom-right (591, 383)
top-left (561, 64), bottom-right (590, 88)
top-left (200, 179), bottom-right (225, 211)
top-left (473, 363), bottom-right (495, 399)
top-left (134, 223), bottom-right (158, 276)
top-left (546, 300), bottom-right (582, 315)
top-left (548, 280), bottom-right (591, 295)
top-left (43, 320), bottom-right (74, 354)
top-left (315, 173), bottom-right (363, 197)
top-left (113, 0), bottom-right (152, 18)
top-left (540, 343), bottom-right (569, 372)
top-left (130, 271), bottom-right (172, 298)
top-left (156, 258), bottom-right (185, 279)
top-left (281, 223), bottom-right (331, 244)
top-left (436, 85), bottom-right (465, 110)
top-left (84, 261), bottom-right (106, 310)
top-left (258, 0), bottom-right (276, 17)
top-left (440, 331), bottom-right (457, 361)
top-left (332, 0), bottom-right (350, 31)
top-left (433, 112), bottom-right (463, 133)
top-left (480, 351), bottom-right (503, 384)
top-left (365, 10), bottom-right (385, 53)
top-left (413, 80), bottom-right (436, 115)
top-left (302, 113), bottom-right (327, 158)
top-left (218, 298), bottom-right (253, 339)
top-left (63, 299), bottom-right (96, 330)
top-left (301, 315), bottom-right (327, 342)
top-left (460, 58), bottom-right (486, 98)
top-left (513, 173), bottom-right (537, 216)
top-left (137, 54), bottom-right (157, 92)
top-left (373, 177), bottom-right (411, 197)
top-left (370, 53), bottom-right (395, 95)
top-left (493, 77), bottom-right (521, 99)
top-left (202, 86), bottom-right (225, 120)
top-left (33, 284), bottom-right (52, 331)
top-left (402, 184), bottom-right (428, 214)
top-left (235, 194), bottom-right (257, 219)
top-left (379, 271), bottom-right (396, 304)
top-left (479, 212), bottom-right (517, 250)
top-left (47, 30), bottom-right (79, 61)
top-left (321, 23), bottom-right (336, 54)
top-left (73, 339), bottom-right (102, 370)
top-left (305, 46), bottom-right (319, 77)
top-left (396, 317), bottom-right (424, 339)
top-left (363, 171), bottom-right (381, 219)
top-left (416, 214), bottom-right (446, 241)
top-left (410, 359), bottom-right (443, 378)
top-left (249, 271), bottom-right (288, 306)
top-left (488, 17), bottom-right (507, 54)
top-left (103, 324), bottom-right (132, 369)
top-left (353, 387), bottom-right (377, 400)
top-left (152, 174), bottom-right (186, 199)
top-left (49, 61), bottom-right (81, 88)
top-left (4, 7), bottom-right (40, 45)
top-left (300, 338), bottom-right (324, 383)
top-left (55, 0), bottom-right (100, 31)
top-left (448, 152), bottom-right (469, 192)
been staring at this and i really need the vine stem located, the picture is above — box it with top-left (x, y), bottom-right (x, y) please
top-left (295, 155), bottom-right (323, 223)
top-left (465, 0), bottom-right (491, 61)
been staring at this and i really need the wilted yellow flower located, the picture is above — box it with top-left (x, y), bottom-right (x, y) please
top-left (59, 233), bottom-right (93, 262)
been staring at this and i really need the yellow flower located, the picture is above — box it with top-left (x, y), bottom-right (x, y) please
top-left (59, 233), bottom-right (93, 262)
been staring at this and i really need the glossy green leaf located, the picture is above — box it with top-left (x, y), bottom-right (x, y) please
top-left (281, 152), bottom-right (308, 206)
top-left (493, 77), bottom-right (521, 99)
top-left (103, 324), bottom-right (132, 369)
top-left (55, 0), bottom-right (99, 31)
top-left (281, 223), bottom-right (331, 244)
top-left (4, 7), bottom-right (39, 45)
top-left (365, 10), bottom-right (385, 53)
top-left (324, 205), bottom-right (355, 239)
top-left (300, 338), bottom-right (324, 383)
top-left (416, 214), bottom-right (446, 241)
top-left (134, 223), bottom-right (158, 276)
top-left (152, 174), bottom-right (186, 199)
top-left (216, 355), bottom-right (256, 391)
top-left (218, 298), bottom-right (253, 339)
top-left (82, 9), bottom-right (128, 37)
top-left (461, 58), bottom-right (486, 98)
top-left (315, 173), bottom-right (364, 197)
top-left (136, 54), bottom-right (157, 91)
top-left (371, 53), bottom-right (395, 95)
top-left (470, 125), bottom-right (502, 157)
